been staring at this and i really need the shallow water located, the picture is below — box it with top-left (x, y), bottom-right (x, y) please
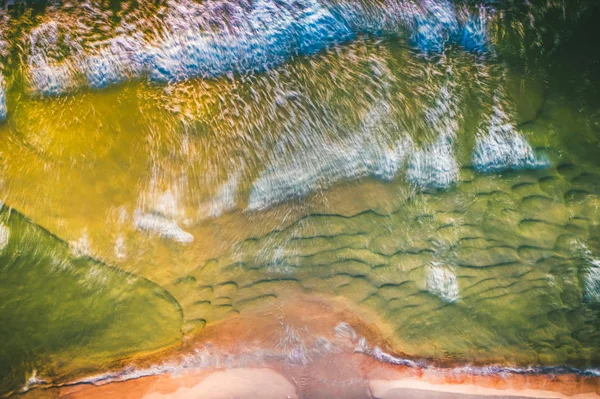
top-left (0, 0), bottom-right (600, 396)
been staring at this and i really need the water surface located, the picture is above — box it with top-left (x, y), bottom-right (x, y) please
top-left (0, 0), bottom-right (600, 396)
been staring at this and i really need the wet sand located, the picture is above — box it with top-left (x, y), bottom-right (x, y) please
top-left (22, 367), bottom-right (599, 399)
top-left (142, 369), bottom-right (298, 399)
top-left (369, 380), bottom-right (595, 399)
top-left (18, 294), bottom-right (600, 399)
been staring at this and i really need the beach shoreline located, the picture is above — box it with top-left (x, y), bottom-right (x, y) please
top-left (19, 363), bottom-right (600, 399)
top-left (17, 294), bottom-right (600, 399)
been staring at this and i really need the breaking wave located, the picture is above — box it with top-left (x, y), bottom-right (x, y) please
top-left (25, 0), bottom-right (492, 97)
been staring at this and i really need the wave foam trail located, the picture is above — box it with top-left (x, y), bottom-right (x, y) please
top-left (0, 73), bottom-right (6, 121)
top-left (410, 0), bottom-right (459, 53)
top-left (149, 0), bottom-right (349, 82)
top-left (472, 95), bottom-right (549, 173)
top-left (0, 223), bottom-right (9, 251)
top-left (248, 76), bottom-right (466, 210)
top-left (406, 134), bottom-right (458, 190)
top-left (406, 81), bottom-right (459, 190)
top-left (83, 34), bottom-right (149, 89)
top-left (133, 211), bottom-right (194, 244)
top-left (198, 171), bottom-right (241, 218)
top-left (134, 182), bottom-right (194, 243)
top-left (28, 21), bottom-right (77, 96)
top-left (459, 6), bottom-right (489, 53)
top-left (247, 101), bottom-right (411, 211)
top-left (24, 0), bottom-right (493, 96)
top-left (584, 254), bottom-right (600, 304)
top-left (426, 263), bottom-right (459, 303)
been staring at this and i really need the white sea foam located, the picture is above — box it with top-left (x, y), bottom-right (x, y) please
top-left (459, 6), bottom-right (489, 53)
top-left (406, 82), bottom-right (460, 190)
top-left (19, 370), bottom-right (47, 393)
top-left (426, 263), bottom-right (459, 303)
top-left (27, 21), bottom-right (79, 96)
top-left (334, 322), bottom-right (357, 341)
top-left (0, 72), bottom-right (6, 121)
top-left (0, 222), bottom-right (9, 251)
top-left (406, 135), bottom-right (458, 190)
top-left (114, 234), bottom-right (126, 260)
top-left (134, 173), bottom-right (194, 243)
top-left (248, 78), bottom-right (463, 210)
top-left (149, 188), bottom-right (181, 219)
top-left (51, 322), bottom-right (352, 389)
top-left (247, 102), bottom-right (411, 211)
top-left (23, 0), bottom-right (492, 97)
top-left (584, 256), bottom-right (600, 303)
top-left (410, 0), bottom-right (459, 53)
top-left (133, 211), bottom-right (194, 244)
top-left (248, 138), bottom-right (410, 210)
top-left (276, 324), bottom-right (313, 365)
top-left (472, 98), bottom-right (549, 173)
top-left (199, 171), bottom-right (240, 218)
top-left (69, 230), bottom-right (91, 257)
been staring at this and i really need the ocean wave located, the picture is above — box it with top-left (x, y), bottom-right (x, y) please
top-left (133, 211), bottom-right (194, 244)
top-left (247, 100), bottom-right (411, 210)
top-left (24, 0), bottom-right (493, 97)
top-left (472, 95), bottom-right (550, 173)
top-left (0, 72), bottom-right (6, 121)
top-left (406, 134), bottom-right (458, 190)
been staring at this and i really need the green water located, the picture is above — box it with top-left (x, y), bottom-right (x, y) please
top-left (0, 205), bottom-right (182, 394)
top-left (0, 0), bottom-right (599, 396)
